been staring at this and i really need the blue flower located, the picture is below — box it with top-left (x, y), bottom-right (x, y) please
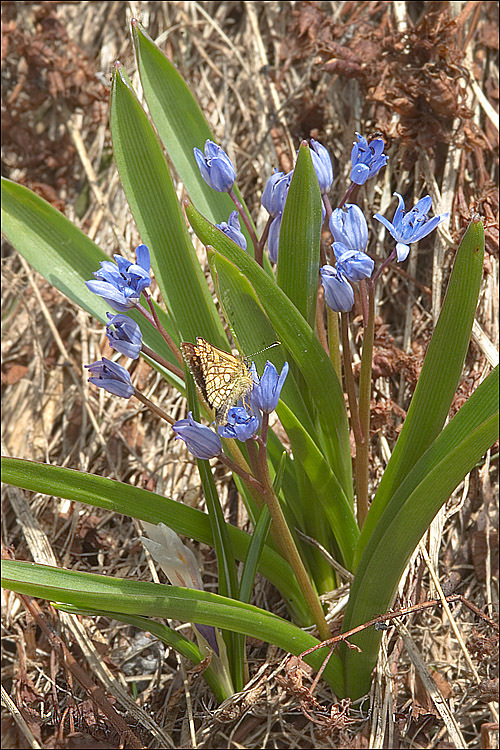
top-left (173, 412), bottom-right (222, 460)
top-left (193, 140), bottom-right (236, 192)
top-left (250, 361), bottom-right (289, 413)
top-left (267, 214), bottom-right (282, 263)
top-left (261, 169), bottom-right (293, 217)
top-left (85, 358), bottom-right (134, 398)
top-left (105, 313), bottom-right (143, 359)
top-left (333, 246), bottom-right (374, 282)
top-left (310, 139), bottom-right (333, 192)
top-left (329, 204), bottom-right (368, 252)
top-left (217, 406), bottom-right (260, 441)
top-left (86, 244), bottom-right (151, 312)
top-left (320, 265), bottom-right (355, 312)
top-left (374, 193), bottom-right (449, 262)
top-left (216, 210), bottom-right (247, 250)
top-left (350, 132), bottom-right (388, 185)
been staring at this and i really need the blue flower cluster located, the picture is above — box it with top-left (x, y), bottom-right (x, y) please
top-left (173, 361), bottom-right (289, 459)
top-left (350, 132), bottom-right (388, 186)
top-left (85, 245), bottom-right (148, 397)
top-left (86, 244), bottom-right (151, 312)
top-left (321, 204), bottom-right (373, 313)
top-left (84, 132), bottom-right (448, 439)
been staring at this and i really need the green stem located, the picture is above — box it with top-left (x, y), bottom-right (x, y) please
top-left (327, 307), bottom-right (342, 383)
top-left (254, 417), bottom-right (331, 642)
top-left (341, 313), bottom-right (363, 446)
top-left (141, 344), bottom-right (184, 380)
top-left (133, 389), bottom-right (175, 425)
top-left (142, 294), bottom-right (184, 366)
top-left (356, 282), bottom-right (375, 527)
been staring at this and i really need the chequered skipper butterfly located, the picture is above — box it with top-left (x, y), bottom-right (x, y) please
top-left (181, 338), bottom-right (280, 426)
top-left (181, 338), bottom-right (254, 426)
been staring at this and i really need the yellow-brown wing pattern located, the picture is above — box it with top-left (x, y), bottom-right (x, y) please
top-left (180, 338), bottom-right (253, 425)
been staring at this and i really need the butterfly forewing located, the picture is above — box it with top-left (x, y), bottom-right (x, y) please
top-left (181, 338), bottom-right (253, 425)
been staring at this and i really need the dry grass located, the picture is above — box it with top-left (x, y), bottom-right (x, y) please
top-left (1, 2), bottom-right (498, 748)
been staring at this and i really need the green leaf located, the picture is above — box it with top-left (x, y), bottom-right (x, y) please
top-left (110, 64), bottom-right (224, 344)
top-left (239, 505), bottom-right (272, 606)
top-left (131, 22), bottom-right (242, 229)
top-left (342, 365), bottom-right (499, 698)
top-left (232, 504), bottom-right (272, 691)
top-left (277, 402), bottom-right (359, 569)
top-left (132, 20), bottom-right (278, 280)
top-left (356, 219), bottom-right (486, 563)
top-left (186, 203), bottom-right (353, 501)
top-left (1, 178), bottom-right (110, 321)
top-left (1, 457), bottom-right (310, 625)
top-left (2, 560), bottom-right (344, 694)
top-left (1, 178), bottom-right (182, 382)
top-left (277, 143), bottom-right (322, 328)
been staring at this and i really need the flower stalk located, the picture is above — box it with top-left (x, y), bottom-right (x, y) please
top-left (143, 293), bottom-right (184, 366)
top-left (250, 415), bottom-right (331, 641)
top-left (355, 281), bottom-right (375, 527)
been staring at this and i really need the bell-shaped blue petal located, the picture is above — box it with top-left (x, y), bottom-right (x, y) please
top-left (267, 214), bottom-right (282, 264)
top-left (85, 358), bottom-right (134, 398)
top-left (250, 361), bottom-right (289, 413)
top-left (216, 210), bottom-right (247, 250)
top-left (261, 170), bottom-right (293, 217)
top-left (329, 204), bottom-right (368, 252)
top-left (173, 412), bottom-right (222, 459)
top-left (193, 140), bottom-right (236, 192)
top-left (105, 313), bottom-right (143, 359)
top-left (217, 406), bottom-right (260, 441)
top-left (320, 265), bottom-right (355, 312)
top-left (310, 139), bottom-right (333, 192)
top-left (333, 246), bottom-right (374, 282)
top-left (350, 132), bottom-right (388, 185)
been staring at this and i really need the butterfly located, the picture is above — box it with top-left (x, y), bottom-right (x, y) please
top-left (181, 338), bottom-right (254, 426)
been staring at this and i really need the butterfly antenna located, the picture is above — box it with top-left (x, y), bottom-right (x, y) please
top-left (247, 341), bottom-right (281, 358)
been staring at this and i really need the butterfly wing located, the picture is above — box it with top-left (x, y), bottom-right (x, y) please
top-left (181, 338), bottom-right (253, 425)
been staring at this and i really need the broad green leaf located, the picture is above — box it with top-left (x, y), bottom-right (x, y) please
top-left (1, 178), bottom-right (182, 383)
top-left (132, 22), bottom-right (244, 229)
top-left (356, 219), bottom-right (486, 562)
top-left (1, 458), bottom-right (310, 625)
top-left (132, 22), bottom-right (275, 278)
top-left (186, 203), bottom-right (353, 501)
top-left (342, 366), bottom-right (498, 698)
top-left (2, 560), bottom-right (344, 694)
top-left (110, 64), bottom-right (224, 345)
top-left (277, 143), bottom-right (322, 328)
